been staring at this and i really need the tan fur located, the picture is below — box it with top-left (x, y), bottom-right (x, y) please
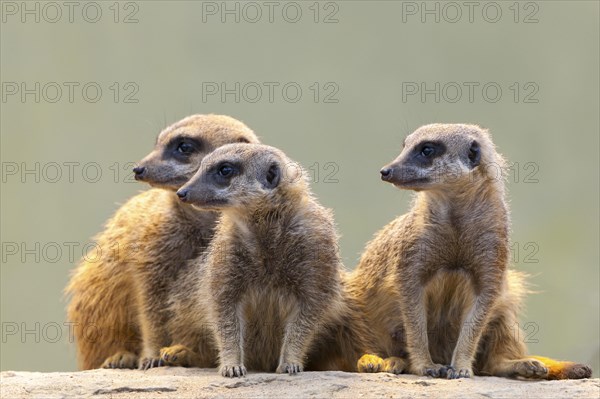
top-left (173, 144), bottom-right (349, 377)
top-left (65, 115), bottom-right (259, 370)
top-left (351, 123), bottom-right (592, 379)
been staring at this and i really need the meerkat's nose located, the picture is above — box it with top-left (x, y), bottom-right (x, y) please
top-left (380, 167), bottom-right (393, 181)
top-left (133, 166), bottom-right (146, 180)
top-left (176, 189), bottom-right (189, 202)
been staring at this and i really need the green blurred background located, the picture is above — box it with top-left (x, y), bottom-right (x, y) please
top-left (1, 1), bottom-right (598, 374)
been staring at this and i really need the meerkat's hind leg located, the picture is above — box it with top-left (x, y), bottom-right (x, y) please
top-left (530, 356), bottom-right (592, 380)
top-left (158, 344), bottom-right (200, 367)
top-left (489, 357), bottom-right (548, 379)
top-left (357, 354), bottom-right (384, 373)
top-left (101, 350), bottom-right (138, 369)
top-left (383, 356), bottom-right (407, 374)
top-left (357, 354), bottom-right (406, 374)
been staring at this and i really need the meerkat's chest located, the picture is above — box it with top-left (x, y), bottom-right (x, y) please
top-left (239, 240), bottom-right (313, 283)
top-left (410, 223), bottom-right (494, 272)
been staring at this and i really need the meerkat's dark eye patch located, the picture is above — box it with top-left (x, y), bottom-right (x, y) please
top-left (468, 141), bottom-right (481, 168)
top-left (412, 141), bottom-right (446, 166)
top-left (212, 162), bottom-right (239, 185)
top-left (167, 137), bottom-right (202, 160)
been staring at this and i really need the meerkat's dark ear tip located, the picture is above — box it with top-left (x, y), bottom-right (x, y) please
top-left (468, 140), bottom-right (481, 168)
top-left (264, 163), bottom-right (281, 189)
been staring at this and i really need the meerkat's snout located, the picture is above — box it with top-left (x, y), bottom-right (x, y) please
top-left (379, 158), bottom-right (428, 189)
top-left (176, 188), bottom-right (189, 202)
top-left (380, 167), bottom-right (393, 181)
top-left (133, 166), bottom-right (146, 180)
top-left (379, 163), bottom-right (418, 184)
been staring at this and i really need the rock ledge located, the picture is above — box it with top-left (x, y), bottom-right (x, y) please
top-left (1, 368), bottom-right (598, 398)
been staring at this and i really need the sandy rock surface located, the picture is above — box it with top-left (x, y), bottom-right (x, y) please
top-left (1, 368), bottom-right (598, 399)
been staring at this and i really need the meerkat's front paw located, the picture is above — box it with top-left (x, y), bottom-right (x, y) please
top-left (511, 358), bottom-right (548, 379)
top-left (220, 364), bottom-right (247, 378)
top-left (357, 354), bottom-right (385, 373)
top-left (101, 351), bottom-right (138, 369)
top-left (139, 356), bottom-right (165, 370)
top-left (159, 344), bottom-right (195, 367)
top-left (447, 365), bottom-right (472, 379)
top-left (412, 363), bottom-right (449, 378)
top-left (276, 362), bottom-right (303, 375)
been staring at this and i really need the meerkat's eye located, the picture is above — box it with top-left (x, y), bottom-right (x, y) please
top-left (218, 164), bottom-right (234, 177)
top-left (420, 145), bottom-right (435, 157)
top-left (177, 142), bottom-right (194, 154)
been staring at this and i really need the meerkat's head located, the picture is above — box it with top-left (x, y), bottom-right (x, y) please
top-left (133, 114), bottom-right (259, 190)
top-left (380, 123), bottom-right (505, 192)
top-left (176, 143), bottom-right (306, 210)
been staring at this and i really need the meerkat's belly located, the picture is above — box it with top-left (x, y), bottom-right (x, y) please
top-left (424, 270), bottom-right (475, 364)
top-left (240, 288), bottom-right (298, 371)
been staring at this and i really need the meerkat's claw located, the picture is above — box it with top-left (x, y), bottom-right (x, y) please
top-left (139, 357), bottom-right (164, 370)
top-left (101, 351), bottom-right (138, 369)
top-left (220, 365), bottom-right (247, 378)
top-left (276, 362), bottom-right (303, 375)
top-left (419, 363), bottom-right (448, 378)
top-left (447, 366), bottom-right (472, 379)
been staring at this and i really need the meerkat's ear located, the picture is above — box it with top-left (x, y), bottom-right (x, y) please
top-left (468, 140), bottom-right (481, 168)
top-left (262, 163), bottom-right (281, 189)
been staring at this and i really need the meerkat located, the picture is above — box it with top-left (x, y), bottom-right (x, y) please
top-left (351, 123), bottom-right (592, 379)
top-left (65, 114), bottom-right (259, 370)
top-left (173, 143), bottom-right (348, 377)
